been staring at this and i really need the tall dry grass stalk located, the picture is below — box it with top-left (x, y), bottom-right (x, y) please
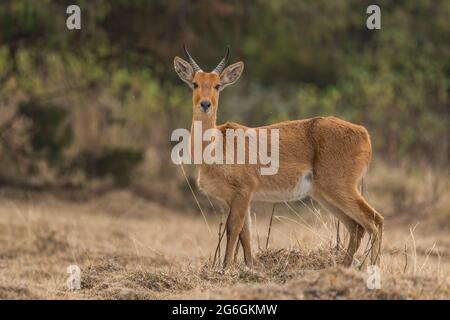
top-left (265, 205), bottom-right (275, 250)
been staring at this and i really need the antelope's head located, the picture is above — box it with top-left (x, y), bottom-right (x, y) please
top-left (174, 46), bottom-right (244, 118)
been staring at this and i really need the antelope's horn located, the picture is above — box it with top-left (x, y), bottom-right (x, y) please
top-left (183, 45), bottom-right (202, 73)
top-left (212, 46), bottom-right (230, 74)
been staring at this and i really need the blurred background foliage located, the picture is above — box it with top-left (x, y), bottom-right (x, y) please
top-left (0, 0), bottom-right (448, 202)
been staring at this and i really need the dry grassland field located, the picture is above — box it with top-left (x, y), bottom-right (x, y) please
top-left (0, 163), bottom-right (449, 300)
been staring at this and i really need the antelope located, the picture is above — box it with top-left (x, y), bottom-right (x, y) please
top-left (173, 46), bottom-right (384, 269)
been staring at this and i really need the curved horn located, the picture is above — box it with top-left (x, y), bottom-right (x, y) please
top-left (183, 45), bottom-right (202, 73)
top-left (212, 46), bottom-right (230, 74)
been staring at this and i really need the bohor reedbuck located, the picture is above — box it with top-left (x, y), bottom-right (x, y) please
top-left (174, 46), bottom-right (384, 269)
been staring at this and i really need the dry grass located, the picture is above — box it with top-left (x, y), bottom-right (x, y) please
top-left (0, 164), bottom-right (449, 300)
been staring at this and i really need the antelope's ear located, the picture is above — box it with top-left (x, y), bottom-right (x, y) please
top-left (220, 62), bottom-right (244, 89)
top-left (174, 56), bottom-right (194, 88)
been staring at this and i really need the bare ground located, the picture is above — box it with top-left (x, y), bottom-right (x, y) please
top-left (0, 185), bottom-right (449, 300)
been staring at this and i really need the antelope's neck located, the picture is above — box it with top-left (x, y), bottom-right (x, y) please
top-left (190, 113), bottom-right (217, 132)
top-left (190, 114), bottom-right (217, 160)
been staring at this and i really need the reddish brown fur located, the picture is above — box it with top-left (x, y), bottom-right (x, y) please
top-left (174, 56), bottom-right (384, 269)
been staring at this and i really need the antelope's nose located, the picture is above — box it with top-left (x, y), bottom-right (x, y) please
top-left (200, 100), bottom-right (211, 112)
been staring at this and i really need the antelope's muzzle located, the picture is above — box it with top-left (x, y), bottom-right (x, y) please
top-left (200, 100), bottom-right (211, 112)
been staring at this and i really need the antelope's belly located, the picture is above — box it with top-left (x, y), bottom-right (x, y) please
top-left (253, 171), bottom-right (313, 202)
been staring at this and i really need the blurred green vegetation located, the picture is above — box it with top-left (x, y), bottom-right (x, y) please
top-left (0, 0), bottom-right (448, 190)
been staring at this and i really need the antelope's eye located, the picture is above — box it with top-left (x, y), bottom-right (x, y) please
top-left (192, 82), bottom-right (199, 89)
top-left (214, 84), bottom-right (221, 91)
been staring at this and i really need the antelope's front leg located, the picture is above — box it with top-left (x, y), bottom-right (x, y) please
top-left (223, 194), bottom-right (251, 269)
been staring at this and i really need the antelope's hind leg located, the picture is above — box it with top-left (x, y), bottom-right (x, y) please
top-left (317, 188), bottom-right (384, 266)
top-left (313, 191), bottom-right (365, 267)
top-left (346, 192), bottom-right (384, 266)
